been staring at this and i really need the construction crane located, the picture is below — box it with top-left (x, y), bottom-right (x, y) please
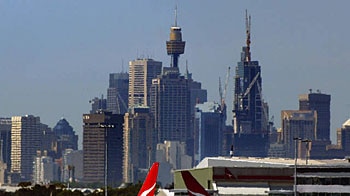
top-left (219, 67), bottom-right (231, 112)
top-left (242, 72), bottom-right (260, 98)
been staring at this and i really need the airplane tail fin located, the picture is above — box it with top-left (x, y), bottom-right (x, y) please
top-left (137, 162), bottom-right (159, 196)
top-left (181, 170), bottom-right (210, 196)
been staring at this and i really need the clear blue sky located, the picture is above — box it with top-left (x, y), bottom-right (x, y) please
top-left (1, 1), bottom-right (349, 148)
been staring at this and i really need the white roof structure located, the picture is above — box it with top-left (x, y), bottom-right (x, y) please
top-left (343, 118), bottom-right (350, 128)
top-left (196, 156), bottom-right (350, 168)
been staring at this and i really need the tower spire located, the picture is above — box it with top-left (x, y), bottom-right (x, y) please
top-left (245, 9), bottom-right (251, 62)
top-left (174, 5), bottom-right (178, 27)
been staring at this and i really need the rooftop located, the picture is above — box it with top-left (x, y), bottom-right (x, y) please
top-left (196, 156), bottom-right (350, 169)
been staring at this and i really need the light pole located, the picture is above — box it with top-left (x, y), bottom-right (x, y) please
top-left (293, 137), bottom-right (301, 196)
top-left (105, 126), bottom-right (108, 196)
top-left (147, 146), bottom-right (152, 169)
top-left (302, 139), bottom-right (311, 165)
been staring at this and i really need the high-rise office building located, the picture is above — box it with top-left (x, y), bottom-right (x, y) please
top-left (150, 67), bottom-right (191, 145)
top-left (128, 59), bottom-right (162, 108)
top-left (10, 115), bottom-right (42, 182)
top-left (123, 106), bottom-right (155, 183)
top-left (281, 110), bottom-right (317, 158)
top-left (107, 72), bottom-right (129, 114)
top-left (53, 118), bottom-right (78, 159)
top-left (185, 66), bottom-right (207, 159)
top-left (299, 91), bottom-right (331, 141)
top-left (83, 111), bottom-right (124, 186)
top-left (33, 150), bottom-right (59, 184)
top-left (232, 11), bottom-right (269, 157)
top-left (61, 149), bottom-right (83, 183)
top-left (337, 119), bottom-right (350, 153)
top-left (194, 102), bottom-right (223, 164)
top-left (150, 10), bottom-right (207, 160)
top-left (0, 118), bottom-right (11, 170)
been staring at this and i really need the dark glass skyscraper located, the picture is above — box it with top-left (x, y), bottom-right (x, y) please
top-left (107, 72), bottom-right (129, 114)
top-left (53, 118), bottom-right (78, 158)
top-left (83, 111), bottom-right (124, 186)
top-left (232, 11), bottom-right (269, 157)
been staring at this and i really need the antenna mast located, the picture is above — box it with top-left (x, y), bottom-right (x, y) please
top-left (245, 10), bottom-right (251, 62)
top-left (174, 5), bottom-right (178, 27)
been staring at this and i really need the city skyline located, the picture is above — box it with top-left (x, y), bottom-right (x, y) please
top-left (1, 1), bottom-right (350, 147)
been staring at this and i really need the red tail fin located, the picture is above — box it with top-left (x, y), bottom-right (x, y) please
top-left (137, 162), bottom-right (159, 196)
top-left (181, 171), bottom-right (210, 196)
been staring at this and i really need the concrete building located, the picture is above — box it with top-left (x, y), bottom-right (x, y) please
top-left (336, 118), bottom-right (350, 153)
top-left (150, 67), bottom-right (191, 146)
top-left (10, 115), bottom-right (42, 182)
top-left (123, 106), bottom-right (156, 183)
top-left (156, 141), bottom-right (192, 187)
top-left (83, 111), bottom-right (124, 187)
top-left (61, 149), bottom-right (83, 183)
top-left (281, 110), bottom-right (317, 158)
top-left (128, 58), bottom-right (162, 108)
top-left (232, 11), bottom-right (269, 157)
top-left (194, 102), bottom-right (223, 164)
top-left (165, 8), bottom-right (185, 68)
top-left (33, 151), bottom-right (59, 184)
top-left (299, 91), bottom-right (331, 142)
top-left (174, 156), bottom-right (350, 195)
top-left (107, 72), bottom-right (129, 114)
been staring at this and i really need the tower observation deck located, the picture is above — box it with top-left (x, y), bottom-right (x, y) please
top-left (166, 7), bottom-right (185, 68)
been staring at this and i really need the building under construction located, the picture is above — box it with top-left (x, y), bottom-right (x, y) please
top-left (232, 11), bottom-right (269, 157)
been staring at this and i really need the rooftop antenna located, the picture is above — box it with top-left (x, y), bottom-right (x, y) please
top-left (245, 9), bottom-right (251, 62)
top-left (174, 5), bottom-right (178, 27)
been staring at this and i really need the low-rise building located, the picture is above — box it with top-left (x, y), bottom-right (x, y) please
top-left (174, 156), bottom-right (350, 195)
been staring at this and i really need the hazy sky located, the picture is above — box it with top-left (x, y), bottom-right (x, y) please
top-left (1, 1), bottom-right (349, 148)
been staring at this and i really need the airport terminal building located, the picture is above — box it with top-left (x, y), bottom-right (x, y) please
top-left (173, 156), bottom-right (350, 195)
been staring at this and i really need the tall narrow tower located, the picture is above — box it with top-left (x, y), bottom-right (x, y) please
top-left (166, 7), bottom-right (185, 68)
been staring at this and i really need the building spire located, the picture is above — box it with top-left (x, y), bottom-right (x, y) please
top-left (174, 5), bottom-right (178, 27)
top-left (245, 9), bottom-right (251, 62)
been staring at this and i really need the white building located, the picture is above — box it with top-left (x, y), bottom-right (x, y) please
top-left (62, 149), bottom-right (83, 182)
top-left (156, 141), bottom-right (192, 187)
top-left (33, 151), bottom-right (58, 184)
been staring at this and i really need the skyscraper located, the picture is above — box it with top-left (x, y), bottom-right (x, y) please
top-left (299, 90), bottom-right (331, 141)
top-left (53, 118), bottom-right (78, 159)
top-left (10, 115), bottom-right (42, 182)
top-left (123, 106), bottom-right (155, 183)
top-left (150, 68), bottom-right (191, 144)
top-left (83, 111), bottom-right (124, 186)
top-left (150, 9), bottom-right (207, 160)
top-left (194, 102), bottom-right (223, 164)
top-left (232, 11), bottom-right (269, 157)
top-left (0, 118), bottom-right (11, 171)
top-left (107, 72), bottom-right (129, 114)
top-left (128, 58), bottom-right (162, 108)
